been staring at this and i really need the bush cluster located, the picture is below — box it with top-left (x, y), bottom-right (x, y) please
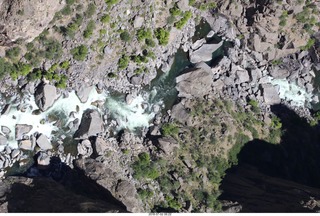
top-left (71, 45), bottom-right (88, 61)
top-left (174, 11), bottom-right (192, 29)
top-left (155, 28), bottom-right (170, 45)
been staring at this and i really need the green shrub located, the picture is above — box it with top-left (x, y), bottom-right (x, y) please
top-left (105, 0), bottom-right (119, 6)
top-left (83, 20), bottom-right (95, 38)
top-left (118, 55), bottom-right (129, 69)
top-left (42, 38), bottom-right (63, 60)
top-left (136, 28), bottom-right (152, 42)
top-left (0, 58), bottom-right (13, 78)
top-left (138, 189), bottom-right (153, 200)
top-left (66, 0), bottom-right (75, 5)
top-left (120, 30), bottom-right (131, 42)
top-left (60, 60), bottom-right (70, 69)
top-left (134, 67), bottom-right (145, 75)
top-left (155, 28), bottom-right (170, 45)
top-left (169, 3), bottom-right (181, 16)
top-left (107, 72), bottom-right (117, 78)
top-left (27, 68), bottom-right (43, 81)
top-left (47, 63), bottom-right (59, 73)
top-left (228, 133), bottom-right (250, 165)
top-left (302, 38), bottom-right (315, 50)
top-left (71, 45), bottom-right (88, 61)
top-left (189, 0), bottom-right (196, 6)
top-left (162, 123), bottom-right (179, 137)
top-left (6, 47), bottom-right (21, 60)
top-left (132, 152), bottom-right (160, 180)
top-left (174, 11), bottom-right (192, 30)
top-left (101, 14), bottom-right (111, 23)
top-left (271, 116), bottom-right (282, 129)
top-left (145, 38), bottom-right (156, 47)
top-left (55, 74), bottom-right (68, 88)
top-left (26, 43), bottom-right (34, 51)
top-left (85, 3), bottom-right (96, 17)
top-left (61, 5), bottom-right (72, 15)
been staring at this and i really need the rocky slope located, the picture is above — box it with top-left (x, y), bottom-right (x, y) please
top-left (0, 0), bottom-right (320, 213)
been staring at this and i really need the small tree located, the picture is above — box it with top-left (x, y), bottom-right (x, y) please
top-left (71, 45), bottom-right (88, 61)
top-left (120, 30), bottom-right (131, 42)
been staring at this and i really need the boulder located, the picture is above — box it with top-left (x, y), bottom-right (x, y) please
top-left (36, 134), bottom-right (52, 150)
top-left (191, 38), bottom-right (206, 50)
top-left (250, 69), bottom-right (262, 83)
top-left (35, 84), bottom-right (57, 111)
top-left (19, 140), bottom-right (34, 151)
top-left (176, 63), bottom-right (213, 98)
top-left (190, 41), bottom-right (223, 63)
top-left (115, 180), bottom-right (141, 212)
top-left (133, 16), bottom-right (144, 28)
top-left (37, 152), bottom-right (50, 166)
top-left (11, 149), bottom-right (20, 158)
top-left (235, 70), bottom-right (250, 83)
top-left (77, 139), bottom-right (93, 157)
top-left (156, 137), bottom-right (179, 155)
top-left (93, 137), bottom-right (108, 155)
top-left (260, 84), bottom-right (281, 105)
top-left (171, 102), bottom-right (189, 125)
top-left (270, 66), bottom-right (290, 79)
top-left (1, 126), bottom-right (11, 135)
top-left (15, 124), bottom-right (32, 140)
top-left (177, 0), bottom-right (189, 11)
top-left (74, 109), bottom-right (104, 140)
top-left (76, 86), bottom-right (92, 103)
top-left (0, 135), bottom-right (7, 145)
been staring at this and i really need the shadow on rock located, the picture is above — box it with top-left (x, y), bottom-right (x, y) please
top-left (0, 156), bottom-right (128, 213)
top-left (219, 104), bottom-right (320, 212)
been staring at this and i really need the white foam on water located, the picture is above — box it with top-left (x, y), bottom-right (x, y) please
top-left (0, 88), bottom-right (107, 151)
top-left (105, 94), bottom-right (155, 131)
top-left (269, 77), bottom-right (313, 107)
top-left (0, 87), bottom-right (158, 151)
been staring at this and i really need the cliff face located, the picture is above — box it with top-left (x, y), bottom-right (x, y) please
top-left (219, 105), bottom-right (320, 212)
top-left (219, 164), bottom-right (320, 212)
top-left (0, 157), bottom-right (129, 213)
top-left (0, 0), bottom-right (64, 45)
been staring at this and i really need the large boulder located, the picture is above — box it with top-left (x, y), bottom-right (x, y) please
top-left (19, 139), bottom-right (34, 151)
top-left (15, 124), bottom-right (32, 140)
top-left (35, 84), bottom-right (57, 111)
top-left (156, 137), bottom-right (179, 155)
top-left (77, 139), bottom-right (93, 158)
top-left (176, 62), bottom-right (213, 98)
top-left (260, 84), bottom-right (281, 105)
top-left (1, 126), bottom-right (11, 135)
top-left (93, 137), bottom-right (109, 155)
top-left (189, 41), bottom-right (223, 63)
top-left (36, 134), bottom-right (52, 150)
top-left (76, 86), bottom-right (93, 103)
top-left (0, 0), bottom-right (65, 45)
top-left (270, 66), bottom-right (290, 79)
top-left (74, 109), bottom-right (104, 140)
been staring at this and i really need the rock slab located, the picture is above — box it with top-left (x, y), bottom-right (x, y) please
top-left (35, 84), bottom-right (57, 111)
top-left (74, 109), bottom-right (103, 139)
top-left (190, 41), bottom-right (223, 63)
